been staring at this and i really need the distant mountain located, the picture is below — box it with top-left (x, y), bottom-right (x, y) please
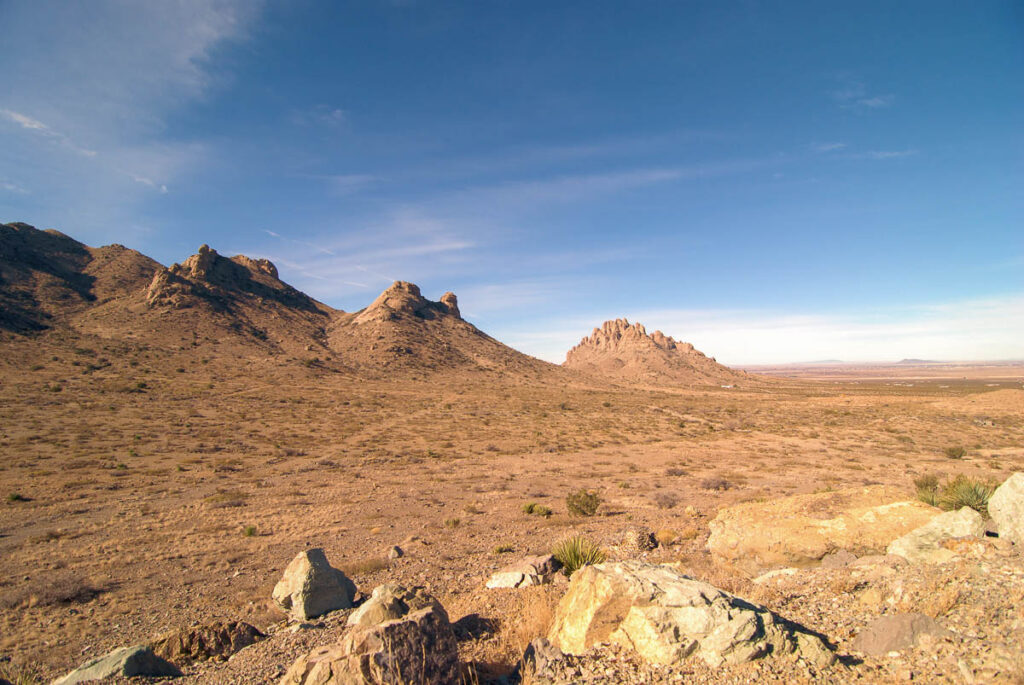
top-left (563, 318), bottom-right (746, 385)
top-left (896, 359), bottom-right (939, 365)
top-left (0, 222), bottom-right (558, 376)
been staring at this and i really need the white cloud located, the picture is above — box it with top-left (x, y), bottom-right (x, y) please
top-left (1, 179), bottom-right (29, 195)
top-left (1, 108), bottom-right (98, 157)
top-left (812, 142), bottom-right (847, 153)
top-left (853, 149), bottom-right (918, 160)
top-left (831, 80), bottom-right (895, 111)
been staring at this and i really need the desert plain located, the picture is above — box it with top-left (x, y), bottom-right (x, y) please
top-left (1, 222), bottom-right (1023, 683)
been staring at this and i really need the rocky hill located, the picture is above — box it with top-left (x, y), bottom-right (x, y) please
top-left (327, 280), bottom-right (555, 376)
top-left (564, 318), bottom-right (746, 386)
top-left (0, 222), bottom-right (557, 375)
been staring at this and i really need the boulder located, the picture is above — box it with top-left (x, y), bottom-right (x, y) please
top-left (281, 606), bottom-right (458, 684)
top-left (989, 472), bottom-right (1024, 545)
top-left (52, 645), bottom-right (181, 684)
top-left (887, 507), bottom-right (986, 564)
top-left (486, 554), bottom-right (562, 589)
top-left (150, 621), bottom-right (264, 663)
top-left (707, 486), bottom-right (939, 574)
top-left (347, 584), bottom-right (447, 627)
top-left (547, 561), bottom-right (834, 669)
top-left (851, 613), bottom-right (951, 656)
top-left (272, 548), bottom-right (356, 620)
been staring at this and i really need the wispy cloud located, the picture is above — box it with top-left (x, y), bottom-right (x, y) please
top-left (0, 1), bottom-right (261, 233)
top-left (852, 149), bottom-right (918, 160)
top-left (290, 105), bottom-right (347, 128)
top-left (811, 142), bottom-right (847, 153)
top-left (831, 80), bottom-right (895, 111)
top-left (1, 108), bottom-right (98, 157)
top-left (1, 179), bottom-right (29, 195)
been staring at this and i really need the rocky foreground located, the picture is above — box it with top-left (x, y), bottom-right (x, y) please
top-left (38, 475), bottom-right (1024, 684)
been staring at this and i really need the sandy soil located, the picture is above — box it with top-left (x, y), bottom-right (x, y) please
top-left (1, 333), bottom-right (1023, 682)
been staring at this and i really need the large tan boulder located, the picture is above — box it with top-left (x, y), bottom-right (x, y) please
top-left (547, 561), bottom-right (834, 669)
top-left (887, 507), bottom-right (986, 564)
top-left (707, 486), bottom-right (938, 574)
top-left (989, 472), bottom-right (1024, 545)
top-left (346, 584), bottom-right (446, 627)
top-left (52, 645), bottom-right (181, 684)
top-left (272, 549), bottom-right (356, 620)
top-left (281, 606), bottom-right (458, 684)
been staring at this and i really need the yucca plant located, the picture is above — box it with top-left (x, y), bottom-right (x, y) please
top-left (936, 475), bottom-right (995, 516)
top-left (552, 534), bottom-right (606, 577)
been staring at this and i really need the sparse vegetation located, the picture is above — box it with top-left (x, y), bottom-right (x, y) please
top-left (492, 543), bottom-right (515, 554)
top-left (652, 491), bottom-right (679, 509)
top-left (7, 492), bottom-right (28, 503)
top-left (521, 502), bottom-right (553, 517)
top-left (700, 477), bottom-right (732, 491)
top-left (552, 534), bottom-right (606, 577)
top-left (565, 489), bottom-right (601, 517)
top-left (936, 475), bottom-right (996, 516)
top-left (914, 473), bottom-right (940, 506)
top-left (242, 525), bottom-right (257, 537)
top-left (944, 445), bottom-right (967, 459)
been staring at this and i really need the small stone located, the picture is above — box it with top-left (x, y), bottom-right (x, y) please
top-left (387, 545), bottom-right (403, 559)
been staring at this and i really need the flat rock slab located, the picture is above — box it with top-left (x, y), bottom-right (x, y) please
top-left (547, 561), bottom-right (835, 669)
top-left (851, 613), bottom-right (951, 656)
top-left (52, 645), bottom-right (181, 684)
top-left (708, 486), bottom-right (938, 574)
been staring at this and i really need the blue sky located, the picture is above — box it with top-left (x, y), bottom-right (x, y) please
top-left (1, 1), bottom-right (1022, 364)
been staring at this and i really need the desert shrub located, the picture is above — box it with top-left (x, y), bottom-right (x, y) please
top-left (944, 446), bottom-right (967, 459)
top-left (522, 502), bottom-right (552, 517)
top-left (652, 491), bottom-right (679, 509)
top-left (665, 467), bottom-right (686, 477)
top-left (914, 474), bottom-right (940, 506)
top-left (242, 525), bottom-right (257, 537)
top-left (936, 475), bottom-right (995, 516)
top-left (444, 517), bottom-right (461, 528)
top-left (565, 489), bottom-right (600, 517)
top-left (552, 535), bottom-right (606, 577)
top-left (492, 544), bottom-right (514, 554)
top-left (339, 557), bottom-right (389, 576)
top-left (7, 492), bottom-right (28, 503)
top-left (700, 477), bottom-right (732, 491)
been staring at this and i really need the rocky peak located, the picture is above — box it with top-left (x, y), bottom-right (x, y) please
top-left (570, 318), bottom-right (691, 356)
top-left (353, 281), bottom-right (462, 325)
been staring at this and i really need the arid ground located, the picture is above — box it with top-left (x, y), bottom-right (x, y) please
top-left (2, 333), bottom-right (1022, 681)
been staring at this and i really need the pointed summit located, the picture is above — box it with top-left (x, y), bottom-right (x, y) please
top-left (564, 318), bottom-right (744, 386)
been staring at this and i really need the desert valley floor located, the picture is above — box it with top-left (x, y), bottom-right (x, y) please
top-left (1, 334), bottom-right (1022, 683)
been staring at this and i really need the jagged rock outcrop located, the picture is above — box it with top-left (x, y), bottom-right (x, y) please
top-left (564, 318), bottom-right (745, 386)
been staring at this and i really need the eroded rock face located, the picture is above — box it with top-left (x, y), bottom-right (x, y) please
top-left (52, 645), bottom-right (181, 684)
top-left (547, 561), bottom-right (834, 669)
top-left (282, 606), bottom-right (458, 685)
top-left (346, 584), bottom-right (447, 627)
top-left (272, 548), bottom-right (356, 620)
top-left (989, 472), bottom-right (1024, 545)
top-left (708, 486), bottom-right (939, 574)
top-left (150, 621), bottom-right (264, 663)
top-left (486, 554), bottom-right (562, 589)
top-left (887, 507), bottom-right (986, 564)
